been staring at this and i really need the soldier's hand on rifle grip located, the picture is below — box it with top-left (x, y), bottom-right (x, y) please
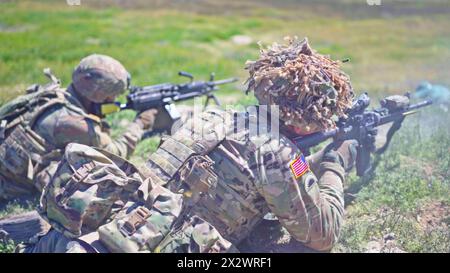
top-left (152, 107), bottom-right (176, 132)
top-left (366, 127), bottom-right (378, 152)
top-left (322, 140), bottom-right (358, 173)
top-left (135, 109), bottom-right (158, 130)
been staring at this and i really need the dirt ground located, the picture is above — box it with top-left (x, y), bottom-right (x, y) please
top-left (237, 219), bottom-right (322, 253)
top-left (417, 201), bottom-right (450, 231)
top-left (238, 201), bottom-right (450, 253)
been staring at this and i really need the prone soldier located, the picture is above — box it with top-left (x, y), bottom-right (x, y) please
top-left (143, 37), bottom-right (360, 252)
top-left (17, 143), bottom-right (234, 253)
top-left (0, 54), bottom-right (160, 200)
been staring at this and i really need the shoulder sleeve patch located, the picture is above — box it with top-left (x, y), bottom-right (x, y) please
top-left (289, 154), bottom-right (309, 179)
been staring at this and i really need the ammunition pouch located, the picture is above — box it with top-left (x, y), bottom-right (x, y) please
top-left (178, 155), bottom-right (218, 197)
top-left (145, 109), bottom-right (227, 196)
top-left (0, 124), bottom-right (48, 182)
top-left (96, 198), bottom-right (234, 253)
top-left (97, 185), bottom-right (183, 253)
top-left (40, 143), bottom-right (143, 239)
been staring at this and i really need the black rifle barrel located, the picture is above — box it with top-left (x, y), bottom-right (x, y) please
top-left (294, 129), bottom-right (339, 150)
top-left (294, 99), bottom-right (432, 151)
top-left (124, 77), bottom-right (238, 112)
top-left (379, 99), bottom-right (432, 124)
top-left (210, 77), bottom-right (238, 85)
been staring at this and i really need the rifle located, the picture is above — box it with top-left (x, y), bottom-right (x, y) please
top-left (101, 71), bottom-right (238, 135)
top-left (293, 93), bottom-right (433, 176)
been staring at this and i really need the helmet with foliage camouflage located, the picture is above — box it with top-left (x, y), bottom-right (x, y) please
top-left (245, 37), bottom-right (354, 133)
top-left (72, 54), bottom-right (129, 103)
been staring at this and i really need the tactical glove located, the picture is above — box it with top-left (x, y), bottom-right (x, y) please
top-left (322, 140), bottom-right (358, 173)
top-left (152, 107), bottom-right (176, 132)
top-left (135, 109), bottom-right (158, 130)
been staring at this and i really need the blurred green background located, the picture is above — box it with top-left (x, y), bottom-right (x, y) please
top-left (0, 0), bottom-right (449, 253)
top-left (1, 0), bottom-right (450, 102)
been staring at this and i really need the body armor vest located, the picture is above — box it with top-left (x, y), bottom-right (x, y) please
top-left (0, 76), bottom-right (100, 194)
top-left (145, 107), bottom-right (272, 244)
top-left (38, 143), bottom-right (232, 253)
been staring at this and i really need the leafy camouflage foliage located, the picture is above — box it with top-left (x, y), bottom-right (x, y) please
top-left (245, 37), bottom-right (354, 131)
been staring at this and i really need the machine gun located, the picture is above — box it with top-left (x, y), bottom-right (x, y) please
top-left (293, 93), bottom-right (433, 176)
top-left (101, 71), bottom-right (238, 135)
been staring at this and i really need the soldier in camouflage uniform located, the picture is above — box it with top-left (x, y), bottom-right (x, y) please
top-left (18, 143), bottom-right (234, 253)
top-left (0, 54), bottom-right (159, 200)
top-left (143, 38), bottom-right (359, 252)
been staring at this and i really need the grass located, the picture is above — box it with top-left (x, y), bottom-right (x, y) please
top-left (1, 0), bottom-right (449, 253)
top-left (1, 0), bottom-right (450, 104)
top-left (335, 108), bottom-right (450, 253)
top-left (0, 197), bottom-right (39, 253)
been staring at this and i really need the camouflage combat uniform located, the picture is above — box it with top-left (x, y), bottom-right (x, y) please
top-left (18, 143), bottom-right (234, 253)
top-left (0, 55), bottom-right (152, 200)
top-left (144, 106), bottom-right (347, 251)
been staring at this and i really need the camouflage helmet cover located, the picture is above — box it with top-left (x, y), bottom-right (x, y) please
top-left (72, 54), bottom-right (129, 103)
top-left (245, 37), bottom-right (354, 132)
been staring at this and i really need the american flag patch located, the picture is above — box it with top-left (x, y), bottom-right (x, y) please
top-left (290, 154), bottom-right (309, 179)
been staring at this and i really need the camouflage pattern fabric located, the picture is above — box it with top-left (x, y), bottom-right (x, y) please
top-left (34, 85), bottom-right (145, 160)
top-left (72, 54), bottom-right (129, 103)
top-left (0, 84), bottom-right (147, 200)
top-left (145, 106), bottom-right (346, 251)
top-left (38, 143), bottom-right (143, 238)
top-left (20, 213), bottom-right (234, 253)
top-left (18, 143), bottom-right (233, 253)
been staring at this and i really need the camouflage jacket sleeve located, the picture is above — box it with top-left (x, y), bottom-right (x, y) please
top-left (255, 136), bottom-right (345, 251)
top-left (93, 122), bottom-right (144, 159)
top-left (50, 114), bottom-right (144, 159)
